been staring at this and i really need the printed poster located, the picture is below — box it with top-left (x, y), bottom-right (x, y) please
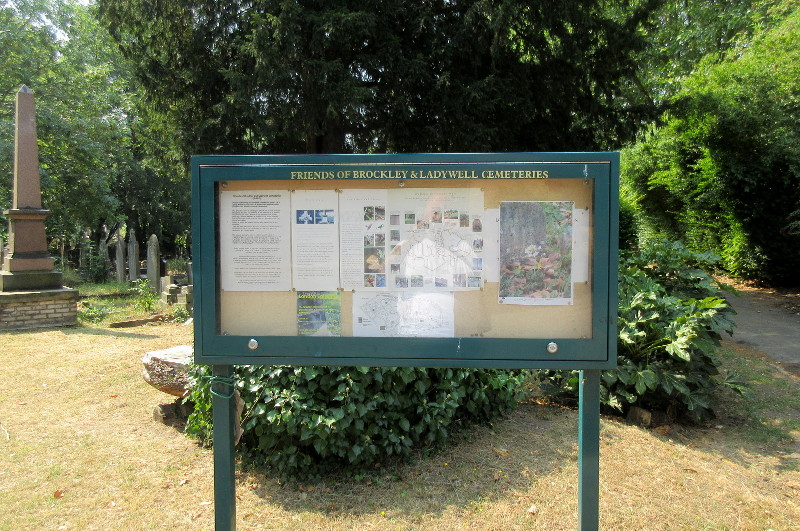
top-left (297, 291), bottom-right (341, 336)
top-left (339, 189), bottom-right (390, 290)
top-left (340, 188), bottom-right (485, 291)
top-left (291, 190), bottom-right (339, 290)
top-left (387, 188), bottom-right (484, 291)
top-left (218, 190), bottom-right (292, 291)
top-left (498, 201), bottom-right (574, 305)
top-left (352, 292), bottom-right (455, 337)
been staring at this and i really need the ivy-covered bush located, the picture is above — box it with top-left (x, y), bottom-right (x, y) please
top-left (538, 240), bottom-right (741, 422)
top-left (186, 365), bottom-right (525, 476)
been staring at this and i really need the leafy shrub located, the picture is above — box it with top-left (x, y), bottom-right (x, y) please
top-left (130, 279), bottom-right (160, 312)
top-left (618, 187), bottom-right (640, 251)
top-left (84, 242), bottom-right (111, 283)
top-left (537, 240), bottom-right (741, 422)
top-left (77, 303), bottom-right (110, 323)
top-left (168, 304), bottom-right (191, 323)
top-left (60, 266), bottom-right (82, 288)
top-left (186, 365), bottom-right (525, 477)
top-left (166, 257), bottom-right (188, 275)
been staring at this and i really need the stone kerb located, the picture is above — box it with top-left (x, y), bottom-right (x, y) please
top-left (0, 288), bottom-right (79, 330)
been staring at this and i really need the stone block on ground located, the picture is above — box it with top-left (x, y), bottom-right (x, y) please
top-left (626, 405), bottom-right (672, 428)
top-left (142, 344), bottom-right (193, 397)
top-left (153, 400), bottom-right (195, 426)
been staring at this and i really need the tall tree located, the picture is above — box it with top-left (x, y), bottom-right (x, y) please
top-left (98, 0), bottom-right (658, 158)
top-left (1, 0), bottom-right (189, 255)
top-left (1, 0), bottom-right (126, 246)
top-left (624, 0), bottom-right (795, 114)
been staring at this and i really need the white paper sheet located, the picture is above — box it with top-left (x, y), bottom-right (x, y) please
top-left (572, 207), bottom-right (591, 283)
top-left (219, 190), bottom-right (292, 291)
top-left (339, 189), bottom-right (390, 290)
top-left (386, 188), bottom-right (485, 291)
top-left (352, 291), bottom-right (455, 337)
top-left (291, 190), bottom-right (340, 290)
top-left (481, 208), bottom-right (500, 283)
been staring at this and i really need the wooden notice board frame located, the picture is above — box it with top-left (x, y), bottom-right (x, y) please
top-left (191, 152), bottom-right (618, 369)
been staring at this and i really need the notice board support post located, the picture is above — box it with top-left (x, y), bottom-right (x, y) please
top-left (212, 364), bottom-right (237, 531)
top-left (578, 369), bottom-right (601, 530)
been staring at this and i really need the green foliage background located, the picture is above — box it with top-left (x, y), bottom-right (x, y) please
top-left (621, 8), bottom-right (800, 284)
top-left (537, 240), bottom-right (742, 423)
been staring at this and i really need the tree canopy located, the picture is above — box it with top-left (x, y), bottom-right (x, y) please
top-left (2, 0), bottom-right (798, 284)
top-left (622, 6), bottom-right (800, 284)
top-left (98, 0), bottom-right (658, 158)
top-left (0, 0), bottom-right (189, 251)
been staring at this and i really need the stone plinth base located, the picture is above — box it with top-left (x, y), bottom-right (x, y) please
top-left (0, 288), bottom-right (79, 330)
top-left (0, 270), bottom-right (63, 291)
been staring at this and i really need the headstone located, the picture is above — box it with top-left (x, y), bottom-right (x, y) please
top-left (186, 260), bottom-right (193, 285)
top-left (78, 232), bottom-right (89, 274)
top-left (147, 234), bottom-right (159, 291)
top-left (115, 231), bottom-right (126, 283)
top-left (127, 230), bottom-right (139, 282)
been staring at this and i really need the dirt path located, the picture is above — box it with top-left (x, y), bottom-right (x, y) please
top-left (724, 283), bottom-right (800, 377)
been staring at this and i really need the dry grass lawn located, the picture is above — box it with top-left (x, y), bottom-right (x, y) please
top-left (1, 323), bottom-right (798, 530)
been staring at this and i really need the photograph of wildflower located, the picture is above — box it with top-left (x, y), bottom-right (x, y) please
top-left (498, 201), bottom-right (573, 303)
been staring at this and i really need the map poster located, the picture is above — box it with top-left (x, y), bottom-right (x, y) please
top-left (352, 292), bottom-right (455, 337)
top-left (498, 201), bottom-right (574, 305)
top-left (291, 190), bottom-right (339, 290)
top-left (387, 188), bottom-right (484, 291)
top-left (297, 291), bottom-right (341, 336)
top-left (218, 190), bottom-right (292, 291)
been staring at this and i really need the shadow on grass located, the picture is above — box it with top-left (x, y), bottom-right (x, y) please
top-left (613, 340), bottom-right (800, 473)
top-left (231, 340), bottom-right (800, 521)
top-left (4, 324), bottom-right (160, 339)
top-left (238, 402), bottom-right (578, 519)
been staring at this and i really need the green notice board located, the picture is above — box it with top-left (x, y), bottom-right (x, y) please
top-left (192, 152), bottom-right (618, 369)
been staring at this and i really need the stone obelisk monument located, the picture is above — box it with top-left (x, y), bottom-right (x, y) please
top-left (0, 86), bottom-right (78, 329)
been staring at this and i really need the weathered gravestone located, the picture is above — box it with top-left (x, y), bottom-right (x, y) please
top-left (147, 234), bottom-right (160, 291)
top-left (127, 230), bottom-right (139, 282)
top-left (142, 344), bottom-right (193, 397)
top-left (115, 230), bottom-right (126, 283)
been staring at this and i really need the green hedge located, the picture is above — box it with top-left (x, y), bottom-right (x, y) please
top-left (186, 365), bottom-right (525, 476)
